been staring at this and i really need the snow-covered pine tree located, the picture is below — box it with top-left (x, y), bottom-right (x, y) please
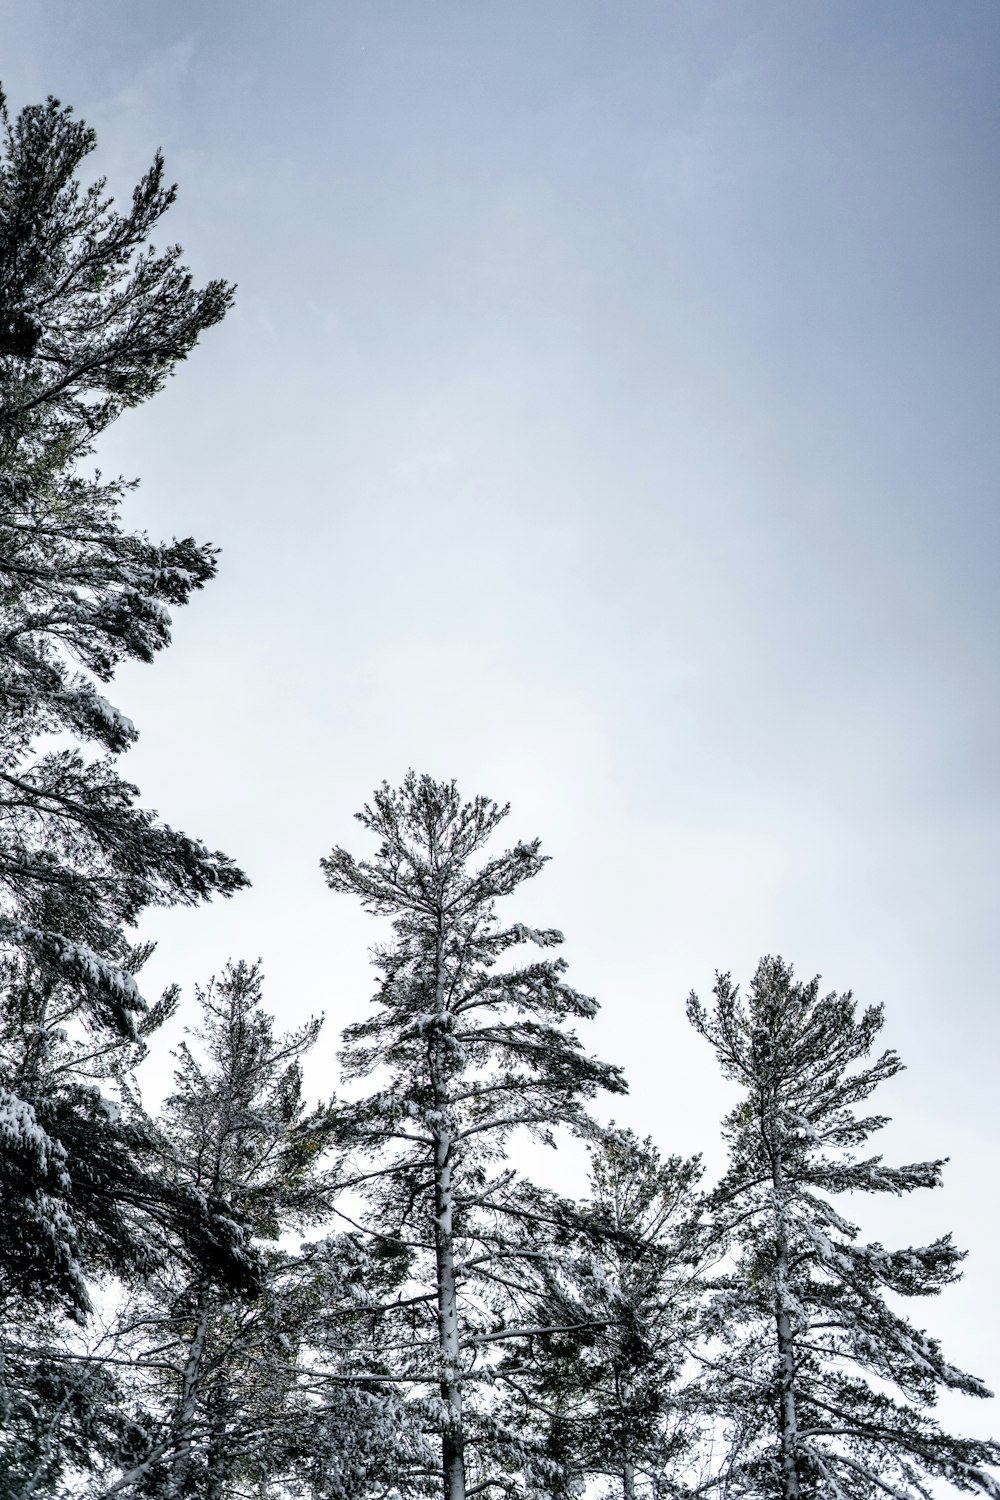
top-left (89, 961), bottom-right (339, 1499)
top-left (0, 946), bottom-right (257, 1498)
top-left (687, 955), bottom-right (1000, 1500)
top-left (278, 1229), bottom-right (441, 1500)
top-left (0, 90), bottom-right (249, 1471)
top-left (0, 88), bottom-right (251, 1491)
top-left (508, 1128), bottom-right (703, 1500)
top-left (0, 88), bottom-right (245, 1029)
top-left (321, 773), bottom-right (627, 1500)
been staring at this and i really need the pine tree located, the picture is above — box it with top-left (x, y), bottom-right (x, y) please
top-left (0, 948), bottom-right (257, 1498)
top-left (90, 961), bottom-right (339, 1499)
top-left (321, 773), bottom-right (627, 1500)
top-left (0, 87), bottom-right (245, 1029)
top-left (687, 956), bottom-right (1000, 1500)
top-left (280, 1228), bottom-right (441, 1500)
top-left (0, 86), bottom-right (249, 1493)
top-left (554, 1130), bottom-right (703, 1500)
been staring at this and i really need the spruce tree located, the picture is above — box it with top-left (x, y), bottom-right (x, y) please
top-left (688, 956), bottom-right (1000, 1500)
top-left (321, 773), bottom-right (627, 1500)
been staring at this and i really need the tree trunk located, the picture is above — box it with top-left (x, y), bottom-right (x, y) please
top-left (435, 1125), bottom-right (465, 1500)
top-left (774, 1263), bottom-right (800, 1500)
top-left (771, 1133), bottom-right (799, 1500)
top-left (166, 1283), bottom-right (212, 1499)
top-left (432, 925), bottom-right (466, 1500)
top-left (204, 1383), bottom-right (228, 1500)
top-left (623, 1457), bottom-right (638, 1500)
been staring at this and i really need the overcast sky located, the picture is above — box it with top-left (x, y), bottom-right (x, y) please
top-left (6, 0), bottom-right (1000, 1435)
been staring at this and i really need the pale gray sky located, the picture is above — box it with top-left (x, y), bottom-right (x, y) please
top-left (6, 0), bottom-right (1000, 1435)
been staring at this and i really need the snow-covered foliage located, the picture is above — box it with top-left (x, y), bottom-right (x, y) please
top-left (0, 88), bottom-right (246, 1033)
top-left (0, 88), bottom-right (251, 1495)
top-left (0, 947), bottom-right (259, 1496)
top-left (688, 956), bottom-right (1000, 1500)
top-left (0, 81), bottom-right (995, 1500)
top-left (321, 773), bottom-right (627, 1500)
top-left (75, 962), bottom-right (427, 1500)
top-left (505, 1127), bottom-right (706, 1499)
top-left (79, 961), bottom-right (339, 1498)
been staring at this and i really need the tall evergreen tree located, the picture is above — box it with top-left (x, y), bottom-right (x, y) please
top-left (0, 87), bottom-right (245, 1026)
top-left (278, 1228), bottom-right (441, 1500)
top-left (0, 949), bottom-right (257, 1499)
top-left (321, 773), bottom-right (627, 1500)
top-left (511, 1128), bottom-right (703, 1500)
top-left (688, 956), bottom-right (1000, 1500)
top-left (0, 86), bottom-right (249, 1494)
top-left (88, 961), bottom-right (339, 1499)
top-left (0, 83), bottom-right (247, 1253)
